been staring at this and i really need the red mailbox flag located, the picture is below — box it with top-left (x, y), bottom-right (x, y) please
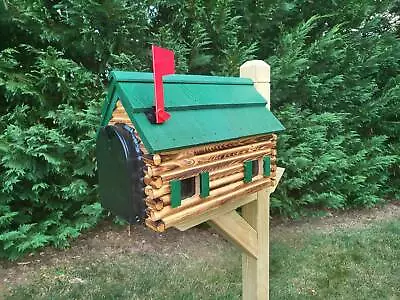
top-left (152, 45), bottom-right (175, 124)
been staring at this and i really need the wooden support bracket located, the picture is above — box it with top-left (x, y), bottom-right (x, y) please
top-left (210, 210), bottom-right (258, 258)
top-left (173, 193), bottom-right (257, 231)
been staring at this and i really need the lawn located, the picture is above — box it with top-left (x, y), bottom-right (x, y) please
top-left (2, 218), bottom-right (400, 299)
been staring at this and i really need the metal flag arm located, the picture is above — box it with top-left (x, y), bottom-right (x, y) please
top-left (152, 45), bottom-right (175, 124)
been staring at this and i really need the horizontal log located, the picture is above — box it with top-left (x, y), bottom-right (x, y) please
top-left (142, 154), bottom-right (161, 166)
top-left (145, 158), bottom-right (277, 201)
top-left (147, 158), bottom-right (277, 201)
top-left (162, 177), bottom-right (273, 228)
top-left (153, 154), bottom-right (161, 166)
top-left (210, 172), bottom-right (244, 189)
top-left (144, 170), bottom-right (161, 185)
top-left (209, 157), bottom-right (277, 181)
top-left (111, 110), bottom-right (128, 117)
top-left (145, 197), bottom-right (164, 210)
top-left (108, 120), bottom-right (132, 126)
top-left (148, 173), bottom-right (269, 221)
top-left (112, 108), bottom-right (129, 118)
top-left (151, 177), bottom-right (163, 189)
top-left (154, 158), bottom-right (278, 203)
top-left (145, 163), bottom-right (246, 192)
top-left (160, 149), bottom-right (275, 182)
top-left (148, 179), bottom-right (246, 221)
top-left (148, 141), bottom-right (274, 177)
top-left (144, 185), bottom-right (152, 196)
top-left (146, 170), bottom-right (247, 201)
top-left (112, 110), bottom-right (129, 117)
top-left (145, 219), bottom-right (165, 232)
top-left (143, 175), bottom-right (151, 185)
top-left (110, 117), bottom-right (131, 124)
top-left (209, 164), bottom-right (244, 181)
top-left (157, 134), bottom-right (275, 162)
top-left (145, 184), bottom-right (169, 199)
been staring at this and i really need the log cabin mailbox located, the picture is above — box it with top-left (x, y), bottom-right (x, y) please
top-left (97, 46), bottom-right (284, 300)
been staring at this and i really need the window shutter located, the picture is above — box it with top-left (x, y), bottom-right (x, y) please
top-left (170, 180), bottom-right (182, 208)
top-left (200, 172), bottom-right (210, 197)
top-left (263, 156), bottom-right (271, 176)
top-left (244, 161), bottom-right (253, 183)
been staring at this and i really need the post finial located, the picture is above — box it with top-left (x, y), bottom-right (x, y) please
top-left (240, 60), bottom-right (271, 110)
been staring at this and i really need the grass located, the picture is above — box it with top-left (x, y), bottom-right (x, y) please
top-left (3, 220), bottom-right (400, 300)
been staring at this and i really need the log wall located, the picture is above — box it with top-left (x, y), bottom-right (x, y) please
top-left (108, 101), bottom-right (277, 232)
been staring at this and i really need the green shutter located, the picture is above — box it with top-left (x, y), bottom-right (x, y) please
top-left (244, 161), bottom-right (253, 183)
top-left (170, 180), bottom-right (182, 208)
top-left (200, 172), bottom-right (210, 197)
top-left (263, 156), bottom-right (271, 176)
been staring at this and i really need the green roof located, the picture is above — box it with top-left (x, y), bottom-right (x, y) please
top-left (100, 71), bottom-right (284, 153)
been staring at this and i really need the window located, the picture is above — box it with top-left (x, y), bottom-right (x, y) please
top-left (181, 177), bottom-right (196, 199)
top-left (170, 176), bottom-right (196, 208)
top-left (252, 160), bottom-right (259, 177)
top-left (170, 172), bottom-right (210, 208)
top-left (244, 160), bottom-right (261, 183)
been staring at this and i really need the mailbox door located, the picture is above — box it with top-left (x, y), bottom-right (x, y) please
top-left (96, 124), bottom-right (146, 223)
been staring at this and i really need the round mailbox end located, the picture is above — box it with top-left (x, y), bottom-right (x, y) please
top-left (96, 124), bottom-right (146, 224)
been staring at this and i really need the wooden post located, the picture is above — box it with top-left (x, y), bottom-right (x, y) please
top-left (240, 60), bottom-right (271, 299)
top-left (242, 190), bottom-right (269, 299)
top-left (240, 60), bottom-right (271, 110)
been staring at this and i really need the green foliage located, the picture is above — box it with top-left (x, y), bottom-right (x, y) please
top-left (0, 46), bottom-right (103, 259)
top-left (0, 0), bottom-right (399, 259)
top-left (272, 106), bottom-right (397, 216)
top-left (269, 12), bottom-right (399, 215)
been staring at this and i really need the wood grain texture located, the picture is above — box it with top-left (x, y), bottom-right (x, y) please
top-left (153, 154), bottom-right (162, 166)
top-left (162, 177), bottom-right (273, 228)
top-left (143, 176), bottom-right (163, 189)
top-left (145, 160), bottom-right (277, 206)
top-left (144, 161), bottom-right (277, 201)
top-left (145, 163), bottom-right (248, 192)
top-left (145, 184), bottom-right (170, 199)
top-left (145, 219), bottom-right (165, 232)
top-left (160, 149), bottom-right (275, 182)
top-left (173, 167), bottom-right (283, 231)
top-left (242, 199), bottom-right (258, 300)
top-left (241, 190), bottom-right (270, 300)
top-left (173, 193), bottom-right (257, 231)
top-left (148, 141), bottom-right (274, 177)
top-left (109, 117), bottom-right (131, 124)
top-left (210, 211), bottom-right (258, 258)
top-left (210, 172), bottom-right (244, 189)
top-left (145, 197), bottom-right (164, 210)
top-left (148, 179), bottom-right (246, 221)
top-left (157, 134), bottom-right (275, 161)
top-left (209, 164), bottom-right (244, 180)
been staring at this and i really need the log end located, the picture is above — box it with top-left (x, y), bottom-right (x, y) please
top-left (153, 154), bottom-right (162, 166)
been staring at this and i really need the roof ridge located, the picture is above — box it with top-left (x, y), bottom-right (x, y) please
top-left (109, 71), bottom-right (253, 85)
